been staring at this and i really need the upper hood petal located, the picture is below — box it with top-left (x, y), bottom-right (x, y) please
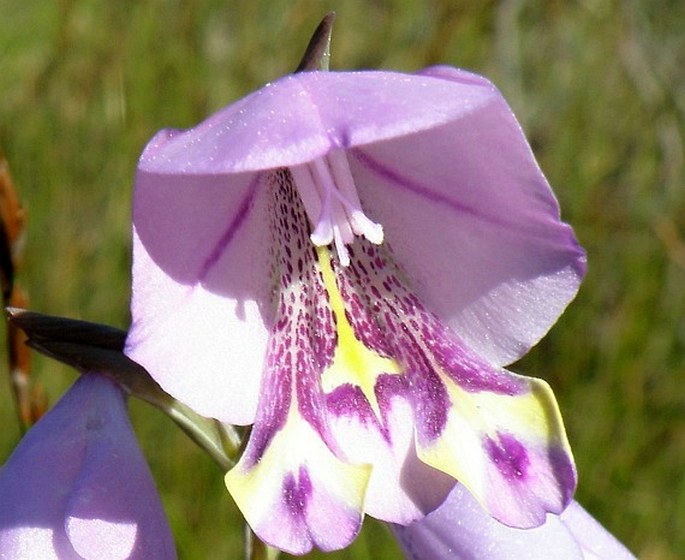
top-left (137, 69), bottom-right (497, 175)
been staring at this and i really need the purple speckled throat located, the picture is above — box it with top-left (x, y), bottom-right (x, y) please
top-left (242, 168), bottom-right (529, 466)
top-left (225, 162), bottom-right (576, 538)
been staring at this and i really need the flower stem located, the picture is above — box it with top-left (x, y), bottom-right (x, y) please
top-left (244, 524), bottom-right (281, 560)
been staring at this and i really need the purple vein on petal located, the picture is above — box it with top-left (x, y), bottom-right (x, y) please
top-left (351, 148), bottom-right (577, 248)
top-left (197, 173), bottom-right (261, 282)
top-left (351, 148), bottom-right (586, 277)
top-left (351, 148), bottom-right (511, 227)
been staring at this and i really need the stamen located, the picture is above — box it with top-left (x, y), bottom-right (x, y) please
top-left (333, 228), bottom-right (350, 267)
top-left (350, 211), bottom-right (384, 244)
top-left (327, 151), bottom-right (384, 245)
top-left (289, 165), bottom-right (324, 236)
top-left (310, 187), bottom-right (333, 246)
top-left (290, 151), bottom-right (384, 266)
top-left (313, 158), bottom-right (354, 246)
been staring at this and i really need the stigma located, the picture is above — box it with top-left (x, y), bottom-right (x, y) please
top-left (290, 150), bottom-right (384, 266)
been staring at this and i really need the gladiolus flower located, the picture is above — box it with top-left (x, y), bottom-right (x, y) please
top-left (0, 373), bottom-right (176, 559)
top-left (126, 64), bottom-right (586, 553)
top-left (392, 483), bottom-right (636, 559)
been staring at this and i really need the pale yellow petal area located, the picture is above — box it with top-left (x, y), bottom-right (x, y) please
top-left (317, 246), bottom-right (401, 420)
top-left (417, 373), bottom-right (574, 528)
top-left (225, 407), bottom-right (371, 554)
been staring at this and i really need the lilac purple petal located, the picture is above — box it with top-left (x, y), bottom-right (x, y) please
top-left (137, 70), bottom-right (497, 174)
top-left (0, 373), bottom-right (175, 559)
top-left (392, 484), bottom-right (635, 560)
top-left (126, 60), bottom-right (588, 553)
top-left (128, 66), bottom-right (585, 427)
top-left (350, 97), bottom-right (586, 367)
top-left (126, 171), bottom-right (273, 423)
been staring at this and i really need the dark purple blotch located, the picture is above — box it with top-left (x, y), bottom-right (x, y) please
top-left (485, 432), bottom-right (530, 481)
top-left (326, 384), bottom-right (376, 424)
top-left (282, 465), bottom-right (313, 518)
top-left (412, 366), bottom-right (450, 444)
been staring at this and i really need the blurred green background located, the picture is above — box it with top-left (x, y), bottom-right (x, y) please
top-left (1, 0), bottom-right (683, 558)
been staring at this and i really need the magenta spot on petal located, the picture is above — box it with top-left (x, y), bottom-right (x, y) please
top-left (413, 368), bottom-right (450, 442)
top-left (374, 373), bottom-right (408, 410)
top-left (327, 376), bottom-right (409, 441)
top-left (243, 366), bottom-right (291, 466)
top-left (327, 384), bottom-right (375, 424)
top-left (485, 433), bottom-right (530, 481)
top-left (282, 466), bottom-right (312, 518)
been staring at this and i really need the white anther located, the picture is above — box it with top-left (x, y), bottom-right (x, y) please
top-left (291, 150), bottom-right (384, 266)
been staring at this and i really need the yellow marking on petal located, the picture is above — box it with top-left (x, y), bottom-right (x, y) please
top-left (316, 245), bottom-right (401, 420)
top-left (417, 372), bottom-right (572, 508)
top-left (225, 405), bottom-right (371, 536)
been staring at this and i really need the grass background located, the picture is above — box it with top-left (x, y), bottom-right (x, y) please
top-left (1, 1), bottom-right (683, 558)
